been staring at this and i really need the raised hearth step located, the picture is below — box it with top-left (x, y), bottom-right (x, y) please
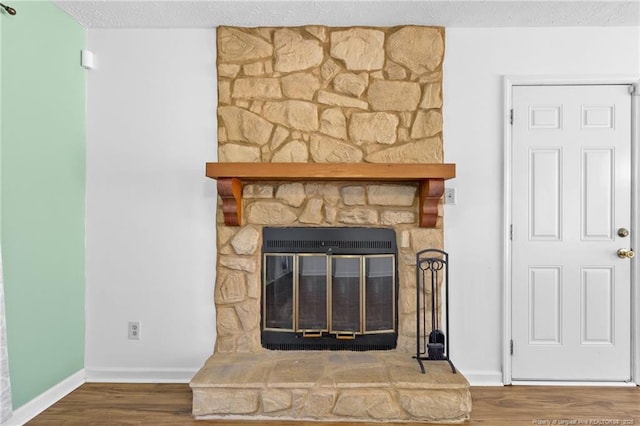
top-left (190, 351), bottom-right (471, 423)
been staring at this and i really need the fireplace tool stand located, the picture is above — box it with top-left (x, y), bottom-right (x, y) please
top-left (414, 249), bottom-right (456, 374)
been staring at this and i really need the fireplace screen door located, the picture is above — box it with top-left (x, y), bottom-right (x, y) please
top-left (261, 226), bottom-right (398, 350)
top-left (264, 253), bottom-right (395, 337)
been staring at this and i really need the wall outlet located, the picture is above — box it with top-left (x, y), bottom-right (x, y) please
top-left (128, 321), bottom-right (141, 340)
top-left (444, 188), bottom-right (457, 205)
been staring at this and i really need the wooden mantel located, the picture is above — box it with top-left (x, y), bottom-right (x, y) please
top-left (206, 162), bottom-right (456, 228)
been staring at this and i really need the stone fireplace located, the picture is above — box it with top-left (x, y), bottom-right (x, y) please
top-left (190, 24), bottom-right (471, 423)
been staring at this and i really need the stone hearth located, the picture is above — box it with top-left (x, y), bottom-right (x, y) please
top-left (191, 352), bottom-right (470, 422)
top-left (191, 24), bottom-right (471, 423)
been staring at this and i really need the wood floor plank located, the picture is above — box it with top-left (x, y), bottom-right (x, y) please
top-left (26, 383), bottom-right (640, 425)
top-left (470, 386), bottom-right (640, 424)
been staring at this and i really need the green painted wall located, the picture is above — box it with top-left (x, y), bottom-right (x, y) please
top-left (1, 1), bottom-right (85, 409)
top-left (0, 6), bottom-right (3, 236)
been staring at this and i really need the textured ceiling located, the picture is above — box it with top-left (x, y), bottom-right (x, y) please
top-left (52, 1), bottom-right (640, 29)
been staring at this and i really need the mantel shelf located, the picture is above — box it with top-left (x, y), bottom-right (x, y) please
top-left (206, 162), bottom-right (456, 228)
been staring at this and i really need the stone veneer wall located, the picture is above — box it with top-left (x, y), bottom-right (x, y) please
top-left (214, 25), bottom-right (445, 354)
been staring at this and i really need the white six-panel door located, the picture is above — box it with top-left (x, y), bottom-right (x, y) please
top-left (511, 85), bottom-right (632, 381)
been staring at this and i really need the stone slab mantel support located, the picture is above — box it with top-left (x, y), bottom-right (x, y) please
top-left (206, 162), bottom-right (455, 228)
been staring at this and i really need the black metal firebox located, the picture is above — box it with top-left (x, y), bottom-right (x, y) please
top-left (261, 227), bottom-right (398, 351)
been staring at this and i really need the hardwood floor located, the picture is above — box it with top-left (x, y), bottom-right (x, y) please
top-left (27, 383), bottom-right (639, 426)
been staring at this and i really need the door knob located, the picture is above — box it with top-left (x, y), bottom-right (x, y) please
top-left (617, 228), bottom-right (630, 238)
top-left (617, 249), bottom-right (635, 259)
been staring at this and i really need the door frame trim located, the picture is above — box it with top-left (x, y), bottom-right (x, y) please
top-left (502, 75), bottom-right (640, 385)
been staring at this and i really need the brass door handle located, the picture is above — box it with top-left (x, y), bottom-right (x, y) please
top-left (335, 332), bottom-right (356, 340)
top-left (617, 249), bottom-right (635, 259)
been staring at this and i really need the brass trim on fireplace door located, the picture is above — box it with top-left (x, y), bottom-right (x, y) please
top-left (263, 253), bottom-right (396, 336)
top-left (262, 253), bottom-right (295, 332)
top-left (293, 254), bottom-right (299, 332)
top-left (329, 255), bottom-right (363, 337)
top-left (335, 332), bottom-right (357, 340)
top-left (361, 256), bottom-right (366, 335)
top-left (362, 254), bottom-right (397, 335)
top-left (327, 254), bottom-right (332, 335)
top-left (295, 254), bottom-right (329, 334)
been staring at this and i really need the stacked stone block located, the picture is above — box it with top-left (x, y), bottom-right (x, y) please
top-left (214, 25), bottom-right (445, 355)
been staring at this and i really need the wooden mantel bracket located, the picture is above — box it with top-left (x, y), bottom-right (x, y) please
top-left (419, 178), bottom-right (445, 228)
top-left (206, 163), bottom-right (455, 228)
top-left (217, 178), bottom-right (243, 226)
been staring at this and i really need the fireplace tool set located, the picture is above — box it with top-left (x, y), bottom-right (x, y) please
top-left (414, 249), bottom-right (456, 374)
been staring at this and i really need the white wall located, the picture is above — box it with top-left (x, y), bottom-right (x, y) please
top-left (443, 26), bottom-right (640, 384)
top-left (85, 29), bottom-right (217, 380)
top-left (84, 26), bottom-right (639, 384)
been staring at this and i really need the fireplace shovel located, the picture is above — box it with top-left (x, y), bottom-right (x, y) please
top-left (427, 270), bottom-right (446, 360)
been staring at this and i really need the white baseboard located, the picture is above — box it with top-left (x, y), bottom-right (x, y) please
top-left (2, 369), bottom-right (85, 426)
top-left (459, 370), bottom-right (504, 386)
top-left (511, 380), bottom-right (638, 387)
top-left (85, 367), bottom-right (197, 383)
